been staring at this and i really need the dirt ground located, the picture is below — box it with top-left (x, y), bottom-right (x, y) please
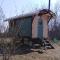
top-left (8, 44), bottom-right (60, 60)
top-left (0, 38), bottom-right (60, 60)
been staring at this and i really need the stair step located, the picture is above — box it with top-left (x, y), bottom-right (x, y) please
top-left (44, 42), bottom-right (50, 44)
top-left (44, 41), bottom-right (49, 43)
top-left (46, 47), bottom-right (52, 49)
top-left (45, 45), bottom-right (54, 49)
top-left (43, 40), bottom-right (54, 49)
top-left (45, 44), bottom-right (52, 46)
top-left (45, 46), bottom-right (52, 48)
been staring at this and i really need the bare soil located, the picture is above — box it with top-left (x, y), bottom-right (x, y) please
top-left (0, 38), bottom-right (60, 60)
top-left (10, 44), bottom-right (60, 60)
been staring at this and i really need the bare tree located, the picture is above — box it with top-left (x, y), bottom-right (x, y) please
top-left (49, 2), bottom-right (60, 40)
top-left (0, 6), bottom-right (9, 33)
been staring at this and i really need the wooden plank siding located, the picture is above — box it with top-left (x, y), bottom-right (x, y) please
top-left (9, 16), bottom-right (32, 37)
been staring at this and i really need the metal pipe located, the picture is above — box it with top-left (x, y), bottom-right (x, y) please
top-left (48, 0), bottom-right (50, 10)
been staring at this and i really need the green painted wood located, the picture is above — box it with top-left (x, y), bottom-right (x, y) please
top-left (9, 17), bottom-right (32, 37)
top-left (15, 17), bottom-right (32, 37)
top-left (38, 19), bottom-right (43, 39)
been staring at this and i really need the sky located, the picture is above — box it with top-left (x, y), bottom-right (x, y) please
top-left (0, 0), bottom-right (59, 32)
top-left (0, 0), bottom-right (57, 18)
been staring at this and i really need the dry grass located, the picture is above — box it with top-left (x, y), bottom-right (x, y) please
top-left (0, 38), bottom-right (60, 60)
top-left (10, 42), bottom-right (60, 60)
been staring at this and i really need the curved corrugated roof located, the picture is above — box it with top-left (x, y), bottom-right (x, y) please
top-left (4, 9), bottom-right (55, 21)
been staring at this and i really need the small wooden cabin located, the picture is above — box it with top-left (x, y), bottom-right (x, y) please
top-left (5, 9), bottom-right (54, 40)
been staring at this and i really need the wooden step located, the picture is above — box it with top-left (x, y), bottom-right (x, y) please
top-left (43, 40), bottom-right (54, 49)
